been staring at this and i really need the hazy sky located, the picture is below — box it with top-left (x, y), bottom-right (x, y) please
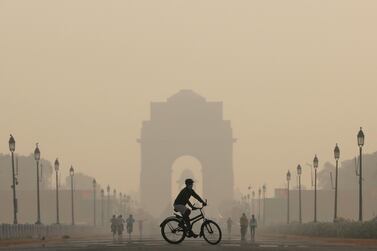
top-left (1, 0), bottom-right (377, 197)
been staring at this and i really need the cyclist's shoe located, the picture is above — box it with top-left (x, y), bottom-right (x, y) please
top-left (178, 221), bottom-right (185, 229)
top-left (187, 230), bottom-right (198, 238)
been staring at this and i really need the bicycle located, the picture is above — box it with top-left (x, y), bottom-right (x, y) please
top-left (160, 203), bottom-right (222, 245)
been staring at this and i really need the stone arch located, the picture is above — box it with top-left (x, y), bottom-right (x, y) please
top-left (138, 90), bottom-right (235, 216)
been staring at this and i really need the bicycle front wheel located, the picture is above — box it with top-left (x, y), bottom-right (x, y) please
top-left (201, 220), bottom-right (222, 245)
top-left (161, 218), bottom-right (186, 244)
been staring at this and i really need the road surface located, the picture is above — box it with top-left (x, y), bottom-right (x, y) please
top-left (1, 235), bottom-right (377, 251)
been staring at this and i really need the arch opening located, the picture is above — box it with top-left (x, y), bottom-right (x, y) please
top-left (171, 156), bottom-right (203, 202)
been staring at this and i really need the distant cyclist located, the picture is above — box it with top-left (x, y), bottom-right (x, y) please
top-left (173, 178), bottom-right (207, 238)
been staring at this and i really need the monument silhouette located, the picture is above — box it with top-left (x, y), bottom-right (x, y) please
top-left (138, 90), bottom-right (235, 216)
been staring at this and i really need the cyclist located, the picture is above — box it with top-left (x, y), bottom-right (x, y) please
top-left (173, 178), bottom-right (207, 238)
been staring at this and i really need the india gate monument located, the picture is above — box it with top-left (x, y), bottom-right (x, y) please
top-left (139, 90), bottom-right (235, 216)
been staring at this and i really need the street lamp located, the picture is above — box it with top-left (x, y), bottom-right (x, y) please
top-left (334, 144), bottom-right (340, 222)
top-left (9, 135), bottom-right (18, 224)
top-left (297, 164), bottom-right (302, 224)
top-left (119, 192), bottom-right (123, 214)
top-left (258, 187), bottom-right (261, 223)
top-left (113, 189), bottom-right (117, 214)
top-left (123, 194), bottom-right (127, 215)
top-left (262, 184), bottom-right (266, 225)
top-left (286, 170), bottom-right (291, 224)
top-left (107, 185), bottom-right (110, 221)
top-left (251, 190), bottom-right (255, 215)
top-left (93, 179), bottom-right (97, 226)
top-left (54, 158), bottom-right (60, 224)
top-left (34, 143), bottom-right (41, 224)
top-left (357, 127), bottom-right (365, 222)
top-left (69, 166), bottom-right (75, 225)
top-left (101, 189), bottom-right (105, 226)
top-left (313, 155), bottom-right (319, 223)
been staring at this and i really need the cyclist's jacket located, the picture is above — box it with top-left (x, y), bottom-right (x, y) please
top-left (174, 187), bottom-right (204, 206)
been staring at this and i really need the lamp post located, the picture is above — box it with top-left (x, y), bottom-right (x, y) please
top-left (34, 143), bottom-right (41, 224)
top-left (54, 158), bottom-right (60, 224)
top-left (69, 166), bottom-right (75, 225)
top-left (119, 192), bottom-right (123, 214)
top-left (357, 127), bottom-right (365, 222)
top-left (9, 135), bottom-right (18, 224)
top-left (107, 185), bottom-right (110, 221)
top-left (313, 155), bottom-right (319, 223)
top-left (248, 185), bottom-right (251, 214)
top-left (252, 190), bottom-right (255, 215)
top-left (297, 164), bottom-right (302, 224)
top-left (101, 189), bottom-right (105, 226)
top-left (123, 194), bottom-right (127, 215)
top-left (286, 170), bottom-right (291, 224)
top-left (258, 187), bottom-right (261, 222)
top-left (334, 144), bottom-right (340, 222)
top-left (93, 179), bottom-right (97, 226)
top-left (262, 184), bottom-right (266, 225)
top-left (113, 189), bottom-right (117, 214)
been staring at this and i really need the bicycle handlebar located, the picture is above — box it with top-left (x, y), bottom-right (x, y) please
top-left (192, 200), bottom-right (207, 210)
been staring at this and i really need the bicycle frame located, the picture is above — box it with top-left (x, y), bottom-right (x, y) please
top-left (174, 207), bottom-right (207, 230)
top-left (189, 209), bottom-right (206, 227)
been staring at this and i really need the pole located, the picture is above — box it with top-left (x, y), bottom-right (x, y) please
top-left (36, 161), bottom-right (41, 224)
top-left (11, 152), bottom-right (18, 224)
top-left (258, 191), bottom-right (261, 223)
top-left (56, 170), bottom-right (60, 224)
top-left (314, 168), bottom-right (317, 223)
top-left (359, 147), bottom-right (363, 222)
top-left (298, 174), bottom-right (302, 224)
top-left (263, 190), bottom-right (266, 225)
top-left (71, 175), bottom-right (75, 225)
top-left (334, 159), bottom-right (338, 222)
top-left (107, 192), bottom-right (110, 223)
top-left (287, 180), bottom-right (290, 224)
top-left (101, 192), bottom-right (104, 226)
top-left (93, 186), bottom-right (96, 226)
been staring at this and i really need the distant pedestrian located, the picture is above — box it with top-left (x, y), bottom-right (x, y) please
top-left (110, 215), bottom-right (117, 240)
top-left (138, 219), bottom-right (144, 239)
top-left (249, 214), bottom-right (257, 242)
top-left (117, 215), bottom-right (125, 240)
top-left (126, 214), bottom-right (135, 240)
top-left (240, 213), bottom-right (248, 241)
top-left (227, 217), bottom-right (233, 238)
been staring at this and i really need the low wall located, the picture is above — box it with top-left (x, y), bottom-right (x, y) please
top-left (262, 220), bottom-right (377, 239)
top-left (0, 224), bottom-right (105, 240)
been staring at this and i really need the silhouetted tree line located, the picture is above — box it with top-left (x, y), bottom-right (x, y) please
top-left (318, 151), bottom-right (377, 190)
top-left (0, 154), bottom-right (99, 191)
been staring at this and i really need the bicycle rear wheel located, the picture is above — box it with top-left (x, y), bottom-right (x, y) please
top-left (201, 220), bottom-right (222, 245)
top-left (161, 218), bottom-right (186, 244)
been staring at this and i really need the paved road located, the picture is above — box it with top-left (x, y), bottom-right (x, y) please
top-left (1, 236), bottom-right (377, 251)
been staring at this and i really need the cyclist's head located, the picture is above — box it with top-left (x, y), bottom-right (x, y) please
top-left (185, 178), bottom-right (194, 188)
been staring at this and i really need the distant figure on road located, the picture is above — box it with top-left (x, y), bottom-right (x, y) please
top-left (110, 215), bottom-right (117, 240)
top-left (240, 213), bottom-right (248, 241)
top-left (138, 219), bottom-right (144, 239)
top-left (249, 214), bottom-right (257, 242)
top-left (126, 214), bottom-right (135, 240)
top-left (117, 215), bottom-right (125, 240)
top-left (227, 217), bottom-right (233, 238)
